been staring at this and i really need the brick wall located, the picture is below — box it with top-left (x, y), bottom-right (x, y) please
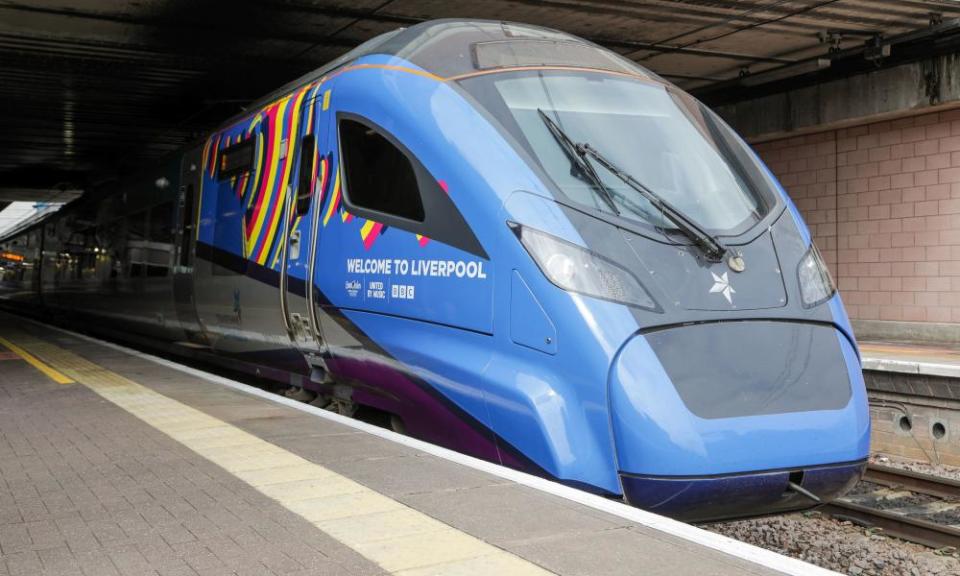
top-left (754, 108), bottom-right (960, 323)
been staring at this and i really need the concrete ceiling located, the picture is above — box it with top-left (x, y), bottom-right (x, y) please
top-left (3, 0), bottom-right (960, 196)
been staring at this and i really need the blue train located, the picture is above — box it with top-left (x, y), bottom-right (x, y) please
top-left (0, 20), bottom-right (869, 522)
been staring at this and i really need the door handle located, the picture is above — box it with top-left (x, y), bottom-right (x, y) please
top-left (290, 230), bottom-right (301, 260)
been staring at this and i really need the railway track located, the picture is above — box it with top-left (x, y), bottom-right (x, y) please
top-left (821, 463), bottom-right (960, 549)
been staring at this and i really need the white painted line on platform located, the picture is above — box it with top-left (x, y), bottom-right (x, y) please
top-left (26, 317), bottom-right (839, 576)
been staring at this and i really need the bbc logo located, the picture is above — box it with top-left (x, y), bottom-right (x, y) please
top-left (391, 284), bottom-right (415, 300)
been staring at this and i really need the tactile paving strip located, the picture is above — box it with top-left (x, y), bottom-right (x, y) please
top-left (8, 330), bottom-right (555, 576)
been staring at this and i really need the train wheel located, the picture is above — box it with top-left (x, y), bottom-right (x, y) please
top-left (284, 386), bottom-right (316, 403)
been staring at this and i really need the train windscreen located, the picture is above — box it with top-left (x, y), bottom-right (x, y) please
top-left (461, 70), bottom-right (776, 236)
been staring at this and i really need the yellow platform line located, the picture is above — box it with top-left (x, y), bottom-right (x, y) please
top-left (8, 332), bottom-right (554, 576)
top-left (0, 335), bottom-right (73, 384)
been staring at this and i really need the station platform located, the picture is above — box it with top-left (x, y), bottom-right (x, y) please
top-left (860, 341), bottom-right (960, 466)
top-left (860, 341), bottom-right (960, 379)
top-left (0, 311), bottom-right (829, 576)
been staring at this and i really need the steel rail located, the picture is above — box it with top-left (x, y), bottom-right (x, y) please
top-left (820, 501), bottom-right (960, 549)
top-left (863, 463), bottom-right (960, 500)
top-left (819, 464), bottom-right (960, 549)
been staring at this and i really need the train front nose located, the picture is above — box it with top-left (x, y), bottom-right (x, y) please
top-left (609, 320), bottom-right (870, 522)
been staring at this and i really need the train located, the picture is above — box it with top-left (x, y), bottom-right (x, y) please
top-left (0, 19), bottom-right (869, 522)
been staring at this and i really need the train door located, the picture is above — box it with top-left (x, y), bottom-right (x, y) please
top-left (279, 93), bottom-right (327, 367)
top-left (173, 147), bottom-right (206, 343)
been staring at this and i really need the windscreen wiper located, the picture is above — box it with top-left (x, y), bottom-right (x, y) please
top-left (537, 109), bottom-right (620, 216)
top-left (537, 109), bottom-right (726, 262)
top-left (575, 143), bottom-right (728, 262)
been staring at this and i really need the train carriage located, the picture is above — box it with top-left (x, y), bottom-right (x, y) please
top-left (0, 19), bottom-right (869, 522)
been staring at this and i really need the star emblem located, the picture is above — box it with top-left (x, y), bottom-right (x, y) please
top-left (709, 271), bottom-right (735, 304)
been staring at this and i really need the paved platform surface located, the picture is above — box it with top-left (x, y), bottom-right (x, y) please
top-left (0, 312), bottom-right (823, 576)
top-left (861, 341), bottom-right (960, 379)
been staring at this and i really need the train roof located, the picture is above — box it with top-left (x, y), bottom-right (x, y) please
top-left (244, 19), bottom-right (656, 116)
top-left (376, 19), bottom-right (654, 79)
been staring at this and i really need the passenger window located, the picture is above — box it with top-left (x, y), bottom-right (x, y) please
top-left (339, 118), bottom-right (425, 222)
top-left (145, 264), bottom-right (168, 278)
top-left (180, 184), bottom-right (194, 267)
top-left (296, 134), bottom-right (316, 216)
top-left (145, 202), bottom-right (174, 278)
top-left (125, 211), bottom-right (148, 278)
top-left (101, 220), bottom-right (122, 278)
top-left (148, 202), bottom-right (174, 244)
top-left (127, 210), bottom-right (147, 242)
top-left (218, 139), bottom-right (254, 179)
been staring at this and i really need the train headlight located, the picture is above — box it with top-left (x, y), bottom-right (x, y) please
top-left (511, 224), bottom-right (659, 311)
top-left (797, 244), bottom-right (835, 308)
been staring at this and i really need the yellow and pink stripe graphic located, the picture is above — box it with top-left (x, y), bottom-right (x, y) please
top-left (202, 77), bottom-right (445, 265)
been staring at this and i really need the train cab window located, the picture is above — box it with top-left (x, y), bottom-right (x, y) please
top-left (339, 118), bottom-right (425, 222)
